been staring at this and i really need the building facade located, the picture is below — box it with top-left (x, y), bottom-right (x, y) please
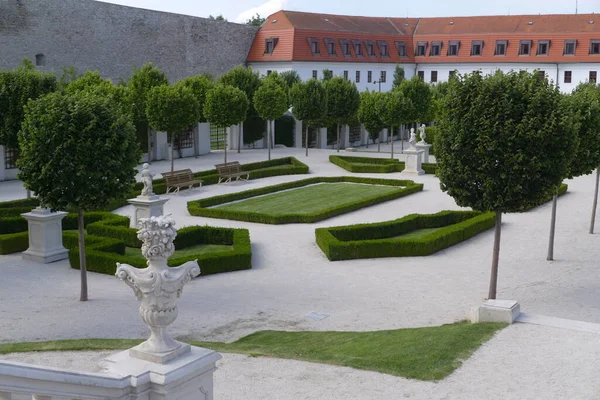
top-left (246, 11), bottom-right (600, 93)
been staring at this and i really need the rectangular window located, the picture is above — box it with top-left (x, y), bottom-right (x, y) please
top-left (495, 40), bottom-right (507, 56)
top-left (538, 70), bottom-right (546, 79)
top-left (324, 38), bottom-right (336, 56)
top-left (564, 71), bottom-right (572, 83)
top-left (471, 41), bottom-right (483, 56)
top-left (377, 41), bottom-right (389, 57)
top-left (367, 71), bottom-right (372, 83)
top-left (340, 39), bottom-right (352, 56)
top-left (4, 147), bottom-right (18, 169)
top-left (380, 71), bottom-right (387, 83)
top-left (343, 70), bottom-right (348, 80)
top-left (352, 40), bottom-right (363, 57)
top-left (264, 37), bottom-right (278, 54)
top-left (590, 71), bottom-right (597, 83)
top-left (449, 70), bottom-right (457, 79)
top-left (312, 70), bottom-right (318, 79)
top-left (395, 41), bottom-right (408, 57)
top-left (416, 41), bottom-right (427, 56)
top-left (591, 40), bottom-right (600, 55)
top-left (564, 40), bottom-right (576, 55)
top-left (430, 42), bottom-right (441, 56)
top-left (447, 41), bottom-right (460, 56)
top-left (519, 40), bottom-right (532, 55)
top-left (431, 71), bottom-right (438, 83)
top-left (356, 71), bottom-right (360, 83)
top-left (266, 70), bottom-right (272, 76)
top-left (418, 71), bottom-right (424, 80)
top-left (311, 41), bottom-right (319, 54)
top-left (537, 40), bottom-right (550, 55)
top-left (307, 37), bottom-right (320, 56)
top-left (366, 42), bottom-right (375, 57)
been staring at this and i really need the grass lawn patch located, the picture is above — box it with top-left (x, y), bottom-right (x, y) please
top-left (330, 155), bottom-right (437, 174)
top-left (316, 210), bottom-right (496, 261)
top-left (124, 244), bottom-right (233, 259)
top-left (0, 321), bottom-right (506, 381)
top-left (188, 176), bottom-right (423, 224)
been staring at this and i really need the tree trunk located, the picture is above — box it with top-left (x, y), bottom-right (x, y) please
top-left (170, 132), bottom-right (175, 172)
top-left (78, 208), bottom-right (88, 302)
top-left (238, 121), bottom-right (243, 154)
top-left (305, 125), bottom-right (309, 157)
top-left (147, 126), bottom-right (152, 164)
top-left (488, 212), bottom-right (502, 300)
top-left (390, 126), bottom-right (394, 159)
top-left (401, 124), bottom-right (404, 153)
top-left (336, 124), bottom-right (340, 152)
top-left (377, 131), bottom-right (381, 152)
top-left (267, 120), bottom-right (271, 160)
top-left (590, 167), bottom-right (600, 234)
top-left (26, 189), bottom-right (31, 199)
top-left (547, 188), bottom-right (559, 261)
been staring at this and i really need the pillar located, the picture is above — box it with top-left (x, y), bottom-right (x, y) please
top-left (294, 119), bottom-right (303, 148)
top-left (319, 127), bottom-right (328, 149)
top-left (21, 207), bottom-right (69, 263)
top-left (196, 123), bottom-right (211, 155)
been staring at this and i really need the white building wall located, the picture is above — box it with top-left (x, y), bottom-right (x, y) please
top-left (248, 61), bottom-right (416, 92)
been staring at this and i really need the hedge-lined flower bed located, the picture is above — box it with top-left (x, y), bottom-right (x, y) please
top-left (329, 155), bottom-right (437, 174)
top-left (187, 176), bottom-right (423, 224)
top-left (315, 210), bottom-right (496, 261)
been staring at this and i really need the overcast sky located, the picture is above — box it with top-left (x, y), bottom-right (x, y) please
top-left (97, 0), bottom-right (598, 24)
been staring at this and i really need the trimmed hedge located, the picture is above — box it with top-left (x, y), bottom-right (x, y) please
top-left (329, 155), bottom-right (437, 175)
top-left (316, 210), bottom-right (496, 261)
top-left (188, 176), bottom-right (424, 224)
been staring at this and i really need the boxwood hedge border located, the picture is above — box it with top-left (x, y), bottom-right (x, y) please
top-left (187, 176), bottom-right (424, 224)
top-left (315, 210), bottom-right (496, 261)
top-left (329, 155), bottom-right (437, 174)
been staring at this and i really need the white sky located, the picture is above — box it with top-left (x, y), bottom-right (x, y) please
top-left (96, 0), bottom-right (599, 24)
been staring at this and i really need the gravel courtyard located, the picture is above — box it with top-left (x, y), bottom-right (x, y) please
top-left (1, 147), bottom-right (600, 399)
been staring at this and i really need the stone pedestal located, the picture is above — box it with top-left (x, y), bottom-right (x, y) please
top-left (415, 143), bottom-right (432, 163)
top-left (402, 148), bottom-right (425, 175)
top-left (127, 195), bottom-right (169, 228)
top-left (21, 207), bottom-right (69, 263)
top-left (102, 346), bottom-right (222, 400)
top-left (473, 300), bottom-right (520, 324)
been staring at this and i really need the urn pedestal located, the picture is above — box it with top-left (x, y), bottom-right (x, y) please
top-left (21, 207), bottom-right (69, 263)
top-left (402, 148), bottom-right (425, 175)
top-left (127, 195), bottom-right (169, 228)
top-left (415, 143), bottom-right (432, 163)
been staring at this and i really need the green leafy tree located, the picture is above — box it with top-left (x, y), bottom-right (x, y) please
top-left (280, 70), bottom-right (302, 89)
top-left (322, 69), bottom-right (333, 81)
top-left (400, 76), bottom-right (432, 126)
top-left (392, 65), bottom-right (405, 88)
top-left (290, 79), bottom-right (327, 156)
top-left (426, 81), bottom-right (450, 123)
top-left (358, 90), bottom-right (386, 151)
top-left (57, 66), bottom-right (79, 89)
top-left (17, 91), bottom-right (140, 301)
top-left (145, 85), bottom-right (200, 171)
top-left (436, 70), bottom-right (577, 299)
top-left (175, 75), bottom-right (214, 157)
top-left (379, 89), bottom-right (414, 158)
top-left (208, 14), bottom-right (227, 21)
top-left (204, 84), bottom-right (249, 162)
top-left (254, 80), bottom-right (288, 160)
top-left (325, 77), bottom-right (361, 152)
top-left (65, 71), bottom-right (131, 118)
top-left (126, 63), bottom-right (168, 158)
top-left (218, 66), bottom-right (261, 152)
top-left (246, 13), bottom-right (266, 26)
top-left (0, 60), bottom-right (57, 149)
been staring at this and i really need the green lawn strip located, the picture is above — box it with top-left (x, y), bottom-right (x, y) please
top-left (391, 227), bottom-right (446, 240)
top-left (216, 183), bottom-right (400, 215)
top-left (124, 244), bottom-right (233, 259)
top-left (188, 176), bottom-right (423, 224)
top-left (329, 155), bottom-right (437, 174)
top-left (0, 322), bottom-right (506, 381)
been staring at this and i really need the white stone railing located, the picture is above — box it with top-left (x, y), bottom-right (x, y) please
top-left (0, 360), bottom-right (131, 399)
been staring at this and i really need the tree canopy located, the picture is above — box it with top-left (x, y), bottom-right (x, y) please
top-left (290, 79), bottom-right (327, 126)
top-left (322, 69), bottom-right (333, 81)
top-left (399, 76), bottom-right (432, 124)
top-left (204, 84), bottom-right (249, 129)
top-left (358, 90), bottom-right (386, 141)
top-left (280, 70), bottom-right (302, 89)
top-left (0, 61), bottom-right (57, 148)
top-left (325, 76), bottom-right (361, 125)
top-left (175, 74), bottom-right (214, 124)
top-left (254, 80), bottom-right (288, 121)
top-left (217, 66), bottom-right (261, 117)
top-left (126, 63), bottom-right (168, 128)
top-left (379, 89), bottom-right (414, 129)
top-left (392, 65), bottom-right (405, 88)
top-left (145, 85), bottom-right (200, 134)
top-left (246, 13), bottom-right (266, 26)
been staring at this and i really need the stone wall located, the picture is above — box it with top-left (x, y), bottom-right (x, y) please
top-left (0, 0), bottom-right (259, 82)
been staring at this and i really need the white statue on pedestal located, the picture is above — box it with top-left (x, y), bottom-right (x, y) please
top-left (419, 124), bottom-right (427, 144)
top-left (140, 163), bottom-right (155, 197)
top-left (115, 215), bottom-right (200, 362)
top-left (409, 128), bottom-right (417, 148)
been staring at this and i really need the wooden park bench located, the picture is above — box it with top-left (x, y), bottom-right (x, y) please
top-left (162, 168), bottom-right (202, 194)
top-left (215, 161), bottom-right (250, 184)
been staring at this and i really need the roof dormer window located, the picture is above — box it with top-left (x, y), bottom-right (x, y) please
top-left (430, 41), bottom-right (441, 56)
top-left (377, 40), bottom-right (389, 58)
top-left (307, 37), bottom-right (321, 56)
top-left (264, 37), bottom-right (279, 55)
top-left (471, 40), bottom-right (483, 56)
top-left (395, 41), bottom-right (408, 57)
top-left (340, 39), bottom-right (352, 57)
top-left (590, 39), bottom-right (600, 55)
top-left (447, 41), bottom-right (460, 56)
top-left (564, 39), bottom-right (576, 55)
top-left (537, 40), bottom-right (550, 55)
top-left (519, 40), bottom-right (532, 56)
top-left (495, 40), bottom-right (507, 56)
top-left (366, 40), bottom-right (376, 57)
top-left (324, 38), bottom-right (336, 56)
top-left (416, 41), bottom-right (427, 56)
top-left (352, 40), bottom-right (364, 57)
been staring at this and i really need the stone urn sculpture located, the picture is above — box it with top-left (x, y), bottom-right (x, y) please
top-left (116, 215), bottom-right (200, 364)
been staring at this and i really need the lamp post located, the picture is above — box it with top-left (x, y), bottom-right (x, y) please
top-left (373, 80), bottom-right (382, 152)
top-left (373, 80), bottom-right (381, 92)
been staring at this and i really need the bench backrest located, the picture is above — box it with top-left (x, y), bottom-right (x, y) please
top-left (215, 162), bottom-right (242, 175)
top-left (162, 169), bottom-right (194, 184)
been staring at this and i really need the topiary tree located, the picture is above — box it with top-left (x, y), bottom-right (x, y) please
top-left (379, 89), bottom-right (414, 158)
top-left (280, 70), bottom-right (302, 89)
top-left (290, 79), bottom-right (327, 156)
top-left (65, 71), bottom-right (131, 117)
top-left (358, 90), bottom-right (386, 152)
top-left (436, 70), bottom-right (577, 299)
top-left (254, 80), bottom-right (288, 160)
top-left (399, 76), bottom-right (432, 140)
top-left (325, 77), bottom-right (361, 152)
top-left (17, 90), bottom-right (141, 301)
top-left (426, 81), bottom-right (451, 124)
top-left (126, 63), bottom-right (168, 159)
top-left (392, 65), bottom-right (405, 89)
top-left (145, 85), bottom-right (200, 172)
top-left (322, 69), bottom-right (333, 81)
top-left (218, 66), bottom-right (261, 153)
top-left (175, 75), bottom-right (214, 157)
top-left (204, 84), bottom-right (249, 162)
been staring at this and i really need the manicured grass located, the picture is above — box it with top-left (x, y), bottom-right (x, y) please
top-left (391, 227), bottom-right (446, 240)
top-left (124, 244), bottom-right (233, 259)
top-left (0, 322), bottom-right (506, 381)
top-left (216, 183), bottom-right (400, 216)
